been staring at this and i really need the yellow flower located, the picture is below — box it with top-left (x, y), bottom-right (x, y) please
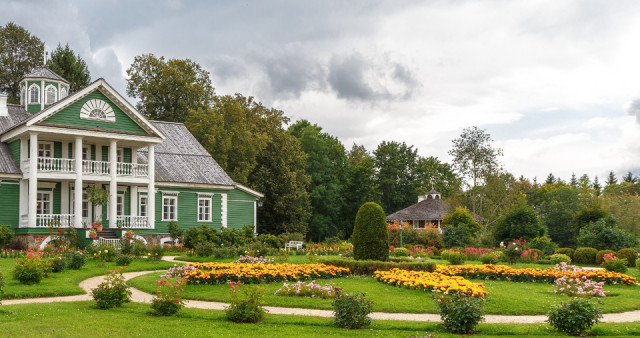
top-left (104, 250), bottom-right (108, 253)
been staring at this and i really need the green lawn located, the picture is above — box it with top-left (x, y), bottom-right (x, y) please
top-left (1, 301), bottom-right (640, 337)
top-left (0, 258), bottom-right (174, 299)
top-left (128, 272), bottom-right (640, 315)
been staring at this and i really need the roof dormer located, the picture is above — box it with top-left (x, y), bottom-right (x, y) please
top-left (18, 66), bottom-right (70, 114)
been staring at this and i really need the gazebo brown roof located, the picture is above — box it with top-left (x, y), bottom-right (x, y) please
top-left (386, 198), bottom-right (450, 221)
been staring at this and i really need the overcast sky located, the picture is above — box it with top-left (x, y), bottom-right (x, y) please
top-left (3, 0), bottom-right (640, 182)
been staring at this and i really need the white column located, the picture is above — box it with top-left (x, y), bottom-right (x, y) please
top-left (74, 137), bottom-right (83, 228)
top-left (61, 182), bottom-right (69, 214)
top-left (131, 148), bottom-right (138, 164)
top-left (147, 144), bottom-right (155, 229)
top-left (221, 193), bottom-right (228, 228)
top-left (96, 144), bottom-right (102, 162)
top-left (28, 132), bottom-right (38, 227)
top-left (109, 140), bottom-right (118, 228)
top-left (253, 200), bottom-right (257, 234)
top-left (18, 137), bottom-right (28, 227)
top-left (130, 186), bottom-right (138, 217)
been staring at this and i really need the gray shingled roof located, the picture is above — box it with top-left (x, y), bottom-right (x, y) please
top-left (21, 66), bottom-right (69, 83)
top-left (0, 104), bottom-right (31, 134)
top-left (137, 121), bottom-right (234, 186)
top-left (386, 198), bottom-right (450, 221)
top-left (0, 142), bottom-right (20, 174)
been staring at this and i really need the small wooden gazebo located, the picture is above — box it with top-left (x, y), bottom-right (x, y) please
top-left (386, 189), bottom-right (449, 232)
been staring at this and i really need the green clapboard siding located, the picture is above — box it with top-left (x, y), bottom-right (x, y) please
top-left (54, 142), bottom-right (62, 158)
top-left (42, 90), bottom-right (147, 134)
top-left (153, 188), bottom-right (231, 233)
top-left (0, 181), bottom-right (19, 229)
top-left (227, 189), bottom-right (258, 201)
top-left (8, 140), bottom-right (20, 166)
top-left (124, 148), bottom-right (131, 163)
top-left (228, 201), bottom-right (254, 230)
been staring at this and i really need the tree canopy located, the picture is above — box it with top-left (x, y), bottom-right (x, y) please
top-left (374, 141), bottom-right (418, 214)
top-left (126, 54), bottom-right (214, 122)
top-left (48, 43), bottom-right (90, 93)
top-left (0, 22), bottom-right (44, 103)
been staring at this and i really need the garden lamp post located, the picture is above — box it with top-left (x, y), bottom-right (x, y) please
top-left (399, 221), bottom-right (403, 248)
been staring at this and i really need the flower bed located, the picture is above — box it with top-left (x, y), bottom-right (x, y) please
top-left (274, 280), bottom-right (342, 299)
top-left (183, 263), bottom-right (351, 285)
top-left (375, 268), bottom-right (487, 298)
top-left (435, 264), bottom-right (638, 286)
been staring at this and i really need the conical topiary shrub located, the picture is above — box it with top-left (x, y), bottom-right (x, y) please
top-left (352, 202), bottom-right (389, 261)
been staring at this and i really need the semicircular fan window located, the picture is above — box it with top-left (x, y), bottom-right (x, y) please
top-left (80, 99), bottom-right (116, 122)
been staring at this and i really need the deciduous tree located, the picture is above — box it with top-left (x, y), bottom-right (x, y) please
top-left (0, 22), bottom-right (44, 103)
top-left (374, 141), bottom-right (418, 214)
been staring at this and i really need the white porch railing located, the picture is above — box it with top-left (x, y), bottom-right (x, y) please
top-left (23, 158), bottom-right (76, 173)
top-left (117, 162), bottom-right (148, 177)
top-left (82, 160), bottom-right (110, 175)
top-left (116, 216), bottom-right (150, 229)
top-left (93, 238), bottom-right (121, 248)
top-left (36, 214), bottom-right (74, 227)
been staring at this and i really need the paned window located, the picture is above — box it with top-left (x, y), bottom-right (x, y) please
top-left (71, 190), bottom-right (90, 219)
top-left (198, 197), bottom-right (211, 222)
top-left (139, 196), bottom-right (147, 217)
top-left (117, 148), bottom-right (124, 162)
top-left (46, 86), bottom-right (57, 104)
top-left (29, 85), bottom-right (40, 104)
top-left (36, 191), bottom-right (52, 215)
top-left (116, 194), bottom-right (124, 217)
top-left (162, 196), bottom-right (177, 221)
top-left (60, 87), bottom-right (67, 99)
top-left (38, 142), bottom-right (54, 158)
top-left (82, 146), bottom-right (91, 161)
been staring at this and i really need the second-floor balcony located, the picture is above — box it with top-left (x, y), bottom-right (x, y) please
top-left (23, 157), bottom-right (149, 177)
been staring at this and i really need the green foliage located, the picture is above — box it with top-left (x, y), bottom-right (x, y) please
top-left (391, 248), bottom-right (409, 257)
top-left (443, 251), bottom-right (466, 265)
top-left (342, 147), bottom-right (379, 238)
top-left (127, 53), bottom-right (214, 122)
top-left (0, 225), bottom-right (14, 248)
top-left (151, 277), bottom-right (187, 316)
top-left (13, 254), bottom-right (45, 284)
top-left (255, 234), bottom-right (282, 249)
top-left (195, 242), bottom-right (215, 257)
top-left (0, 271), bottom-right (4, 304)
top-left (66, 251), bottom-right (85, 270)
top-left (148, 245), bottom-right (164, 261)
top-left (602, 257), bottom-right (627, 273)
top-left (225, 282), bottom-right (266, 323)
top-left (480, 253), bottom-right (501, 264)
top-left (554, 248), bottom-right (575, 261)
top-left (352, 202), bottom-right (389, 261)
top-left (443, 207), bottom-right (482, 238)
top-left (93, 245), bottom-right (117, 262)
top-left (617, 248), bottom-right (638, 267)
top-left (527, 236), bottom-right (559, 256)
top-left (133, 241), bottom-right (147, 258)
top-left (332, 292), bottom-right (373, 329)
top-left (414, 156), bottom-right (462, 200)
top-left (547, 298), bottom-right (602, 336)
top-left (595, 250), bottom-right (615, 265)
top-left (115, 255), bottom-right (133, 266)
top-left (443, 225), bottom-right (473, 248)
top-left (250, 129), bottom-right (311, 235)
top-left (374, 141), bottom-right (418, 214)
top-left (0, 22), bottom-right (44, 103)
top-left (536, 186), bottom-right (580, 247)
top-left (91, 268), bottom-right (132, 309)
top-left (494, 201), bottom-right (545, 243)
top-left (50, 256), bottom-right (66, 273)
top-left (289, 120), bottom-right (348, 242)
top-left (448, 126), bottom-right (503, 214)
top-left (573, 247), bottom-right (597, 264)
top-left (47, 43), bottom-right (90, 93)
top-left (167, 222), bottom-right (183, 245)
top-left (572, 207), bottom-right (608, 237)
top-left (577, 216), bottom-right (639, 251)
top-left (549, 254), bottom-right (572, 265)
top-left (433, 293), bottom-right (485, 334)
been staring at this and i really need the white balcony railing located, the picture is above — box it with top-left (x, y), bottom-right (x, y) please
top-left (117, 162), bottom-right (148, 177)
top-left (82, 160), bottom-right (110, 175)
top-left (36, 214), bottom-right (74, 228)
top-left (23, 158), bottom-right (75, 173)
top-left (116, 215), bottom-right (150, 229)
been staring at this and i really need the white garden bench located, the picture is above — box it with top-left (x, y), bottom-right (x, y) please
top-left (284, 241), bottom-right (304, 250)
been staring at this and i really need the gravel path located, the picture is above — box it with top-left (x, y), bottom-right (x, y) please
top-left (2, 256), bottom-right (638, 324)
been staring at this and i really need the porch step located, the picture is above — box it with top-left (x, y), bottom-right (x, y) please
top-left (96, 229), bottom-right (119, 240)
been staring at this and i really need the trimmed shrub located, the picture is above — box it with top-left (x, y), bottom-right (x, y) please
top-left (480, 253), bottom-right (501, 265)
top-left (332, 292), bottom-right (373, 329)
top-left (195, 242), bottom-right (215, 257)
top-left (225, 282), bottom-right (266, 323)
top-left (433, 293), bottom-right (485, 334)
top-left (527, 236), bottom-right (559, 256)
top-left (318, 257), bottom-right (436, 275)
top-left (91, 268), bottom-right (131, 309)
top-left (549, 254), bottom-right (571, 265)
top-left (554, 248), bottom-right (575, 261)
top-left (352, 202), bottom-right (389, 261)
top-left (13, 254), bottom-right (45, 285)
top-left (617, 248), bottom-right (638, 267)
top-left (576, 216), bottom-right (639, 251)
top-left (547, 298), bottom-right (602, 336)
top-left (573, 247), bottom-right (597, 264)
top-left (115, 255), bottom-right (133, 266)
top-left (601, 253), bottom-right (627, 273)
top-left (50, 256), bottom-right (66, 273)
top-left (391, 248), bottom-right (410, 257)
top-left (596, 250), bottom-right (615, 265)
top-left (444, 251), bottom-right (466, 265)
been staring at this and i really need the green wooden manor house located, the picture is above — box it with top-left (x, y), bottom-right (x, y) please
top-left (0, 66), bottom-right (262, 248)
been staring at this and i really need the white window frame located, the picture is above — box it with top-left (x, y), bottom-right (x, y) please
top-left (162, 195), bottom-right (178, 221)
top-left (116, 193), bottom-right (125, 217)
top-left (36, 191), bottom-right (53, 215)
top-left (28, 84), bottom-right (40, 104)
top-left (139, 195), bottom-right (147, 217)
top-left (70, 189), bottom-right (91, 219)
top-left (60, 87), bottom-right (67, 99)
top-left (198, 197), bottom-right (212, 222)
top-left (82, 145), bottom-right (91, 161)
top-left (45, 84), bottom-right (57, 104)
top-left (38, 141), bottom-right (54, 158)
top-left (21, 86), bottom-right (25, 105)
top-left (116, 148), bottom-right (124, 163)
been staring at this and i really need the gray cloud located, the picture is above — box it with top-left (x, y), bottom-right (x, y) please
top-left (624, 98), bottom-right (640, 123)
top-left (328, 52), bottom-right (419, 101)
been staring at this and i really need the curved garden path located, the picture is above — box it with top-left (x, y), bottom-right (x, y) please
top-left (3, 256), bottom-right (639, 323)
